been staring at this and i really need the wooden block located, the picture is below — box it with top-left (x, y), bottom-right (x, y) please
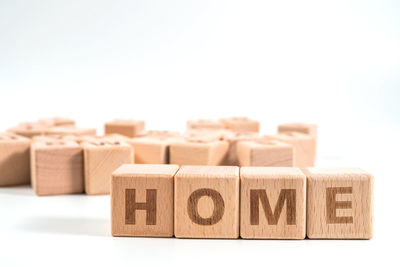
top-left (174, 165), bottom-right (240, 238)
top-left (38, 117), bottom-right (75, 127)
top-left (278, 123), bottom-right (317, 137)
top-left (240, 167), bottom-right (306, 239)
top-left (187, 119), bottom-right (225, 130)
top-left (0, 133), bottom-right (31, 186)
top-left (305, 168), bottom-right (373, 239)
top-left (264, 132), bottom-right (316, 167)
top-left (237, 139), bottom-right (294, 167)
top-left (220, 117), bottom-right (260, 133)
top-left (220, 131), bottom-right (260, 166)
top-left (7, 122), bottom-right (48, 138)
top-left (111, 164), bottom-right (179, 237)
top-left (105, 120), bottom-right (145, 138)
top-left (169, 138), bottom-right (229, 165)
top-left (83, 140), bottom-right (134, 195)
top-left (145, 130), bottom-right (181, 138)
top-left (45, 126), bottom-right (96, 136)
top-left (128, 137), bottom-right (174, 164)
top-left (31, 140), bottom-right (84, 196)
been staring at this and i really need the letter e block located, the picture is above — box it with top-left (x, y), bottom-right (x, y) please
top-left (305, 168), bottom-right (373, 239)
top-left (240, 167), bottom-right (306, 239)
top-left (111, 164), bottom-right (179, 237)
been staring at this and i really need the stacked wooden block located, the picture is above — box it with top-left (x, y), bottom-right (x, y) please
top-left (111, 164), bottom-right (373, 239)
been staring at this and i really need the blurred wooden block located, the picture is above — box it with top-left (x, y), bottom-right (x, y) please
top-left (46, 126), bottom-right (96, 136)
top-left (105, 120), bottom-right (145, 138)
top-left (38, 117), bottom-right (75, 127)
top-left (169, 138), bottom-right (229, 165)
top-left (237, 139), bottom-right (294, 167)
top-left (240, 167), bottom-right (306, 239)
top-left (187, 119), bottom-right (225, 130)
top-left (31, 141), bottom-right (83, 196)
top-left (128, 137), bottom-right (175, 164)
top-left (305, 168), bottom-right (373, 239)
top-left (174, 166), bottom-right (240, 238)
top-left (0, 133), bottom-right (31, 186)
top-left (278, 123), bottom-right (317, 137)
top-left (264, 132), bottom-right (316, 167)
top-left (83, 140), bottom-right (134, 195)
top-left (111, 164), bottom-right (179, 237)
top-left (7, 122), bottom-right (48, 138)
top-left (220, 131), bottom-right (259, 166)
top-left (220, 117), bottom-right (259, 133)
top-left (144, 130), bottom-right (181, 138)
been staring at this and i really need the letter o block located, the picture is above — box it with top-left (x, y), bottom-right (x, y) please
top-left (174, 166), bottom-right (240, 238)
top-left (305, 168), bottom-right (373, 239)
top-left (240, 167), bottom-right (306, 239)
top-left (111, 164), bottom-right (179, 237)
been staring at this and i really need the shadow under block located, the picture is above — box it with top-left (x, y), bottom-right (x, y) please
top-left (105, 120), bottom-right (145, 138)
top-left (220, 117), bottom-right (260, 133)
top-left (305, 168), bottom-right (373, 239)
top-left (0, 133), bottom-right (31, 186)
top-left (221, 131), bottom-right (259, 166)
top-left (31, 141), bottom-right (84, 196)
top-left (264, 132), bottom-right (316, 167)
top-left (187, 119), bottom-right (225, 130)
top-left (240, 167), bottom-right (306, 239)
top-left (174, 166), bottom-right (240, 238)
top-left (83, 140), bottom-right (134, 195)
top-left (278, 123), bottom-right (318, 137)
top-left (237, 140), bottom-right (294, 167)
top-left (169, 139), bottom-right (229, 165)
top-left (111, 164), bottom-right (179, 237)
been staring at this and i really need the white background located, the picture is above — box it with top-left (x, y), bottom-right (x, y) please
top-left (1, 0), bottom-right (400, 266)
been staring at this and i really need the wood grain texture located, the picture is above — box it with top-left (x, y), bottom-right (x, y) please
top-left (31, 140), bottom-right (84, 196)
top-left (111, 164), bottom-right (179, 237)
top-left (221, 131), bottom-right (259, 166)
top-left (174, 165), bottom-right (240, 238)
top-left (240, 167), bottom-right (306, 239)
top-left (305, 168), bottom-right (373, 239)
top-left (220, 117), bottom-right (259, 133)
top-left (105, 120), bottom-right (145, 138)
top-left (237, 139), bottom-right (294, 167)
top-left (83, 140), bottom-right (134, 195)
top-left (264, 132), bottom-right (316, 167)
top-left (278, 123), bottom-right (317, 137)
top-left (0, 133), bottom-right (31, 186)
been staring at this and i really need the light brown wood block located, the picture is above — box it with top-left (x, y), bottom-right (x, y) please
top-left (128, 136), bottom-right (177, 164)
top-left (264, 132), bottom-right (316, 167)
top-left (31, 140), bottom-right (84, 196)
top-left (111, 164), bottom-right (179, 237)
top-left (240, 167), bottom-right (306, 239)
top-left (0, 133), bottom-right (31, 186)
top-left (45, 126), bottom-right (96, 136)
top-left (220, 117), bottom-right (260, 133)
top-left (278, 123), bottom-right (317, 137)
top-left (174, 165), bottom-right (240, 238)
top-left (7, 122), bottom-right (48, 138)
top-left (305, 168), bottom-right (373, 239)
top-left (38, 117), bottom-right (75, 127)
top-left (169, 138), bottom-right (229, 166)
top-left (220, 131), bottom-right (259, 166)
top-left (105, 120), bottom-right (145, 138)
top-left (237, 139), bottom-right (294, 167)
top-left (187, 119), bottom-right (225, 130)
top-left (145, 130), bottom-right (181, 138)
top-left (83, 140), bottom-right (134, 195)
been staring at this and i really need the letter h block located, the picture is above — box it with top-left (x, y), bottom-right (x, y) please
top-left (111, 164), bottom-right (179, 237)
top-left (305, 168), bottom-right (373, 239)
top-left (240, 167), bottom-right (306, 239)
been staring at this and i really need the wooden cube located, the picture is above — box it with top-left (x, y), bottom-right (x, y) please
top-left (128, 136), bottom-right (176, 164)
top-left (38, 117), bottom-right (75, 127)
top-left (278, 123), bottom-right (317, 137)
top-left (7, 122), bottom-right (48, 138)
top-left (240, 167), bottom-right (306, 239)
top-left (31, 141), bottom-right (84, 196)
top-left (111, 164), bottom-right (179, 237)
top-left (174, 166), bottom-right (240, 238)
top-left (305, 168), bottom-right (373, 239)
top-left (46, 126), bottom-right (96, 136)
top-left (237, 139), bottom-right (294, 167)
top-left (0, 133), bottom-right (31, 186)
top-left (83, 140), bottom-right (134, 195)
top-left (187, 119), bottom-right (225, 130)
top-left (169, 139), bottom-right (229, 166)
top-left (264, 132), bottom-right (316, 167)
top-left (105, 120), bottom-right (145, 138)
top-left (220, 117), bottom-right (259, 133)
top-left (145, 130), bottom-right (181, 138)
top-left (221, 131), bottom-right (259, 166)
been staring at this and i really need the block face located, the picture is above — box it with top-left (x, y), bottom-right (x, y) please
top-left (105, 120), bottom-right (145, 138)
top-left (306, 168), bottom-right (373, 239)
top-left (31, 141), bottom-right (83, 196)
top-left (45, 126), bottom-right (96, 136)
top-left (7, 123), bottom-right (48, 138)
top-left (83, 141), bottom-right (134, 195)
top-left (237, 140), bottom-right (294, 167)
top-left (278, 123), bottom-right (317, 137)
top-left (240, 167), bottom-right (306, 239)
top-left (0, 133), bottom-right (31, 186)
top-left (220, 117), bottom-right (259, 133)
top-left (174, 166), bottom-right (240, 238)
top-left (221, 131), bottom-right (259, 166)
top-left (128, 137), bottom-right (170, 164)
top-left (111, 164), bottom-right (179, 237)
top-left (187, 119), bottom-right (225, 130)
